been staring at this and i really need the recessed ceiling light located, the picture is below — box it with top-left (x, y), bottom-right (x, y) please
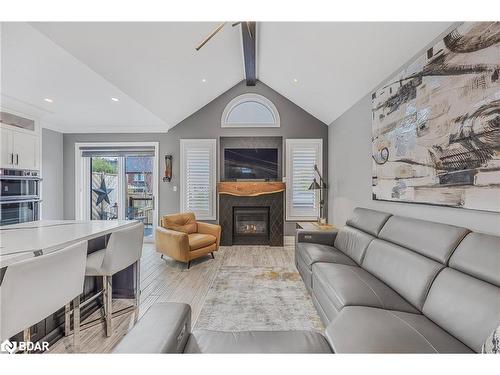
top-left (44, 98), bottom-right (53, 103)
top-left (111, 97), bottom-right (119, 102)
top-left (201, 78), bottom-right (207, 83)
top-left (293, 78), bottom-right (299, 83)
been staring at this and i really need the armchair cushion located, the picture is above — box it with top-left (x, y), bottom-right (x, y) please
top-left (188, 233), bottom-right (217, 251)
top-left (162, 212), bottom-right (198, 234)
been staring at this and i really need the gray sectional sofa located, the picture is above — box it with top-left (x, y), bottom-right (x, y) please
top-left (114, 207), bottom-right (500, 353)
top-left (296, 207), bottom-right (500, 353)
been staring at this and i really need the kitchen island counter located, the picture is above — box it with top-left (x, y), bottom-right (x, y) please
top-left (0, 219), bottom-right (141, 345)
top-left (0, 220), bottom-right (137, 267)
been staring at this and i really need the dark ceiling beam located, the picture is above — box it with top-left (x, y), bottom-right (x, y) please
top-left (241, 22), bottom-right (256, 86)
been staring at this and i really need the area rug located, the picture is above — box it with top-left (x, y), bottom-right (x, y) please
top-left (195, 266), bottom-right (324, 332)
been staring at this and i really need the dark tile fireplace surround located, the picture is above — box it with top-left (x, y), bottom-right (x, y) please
top-left (218, 136), bottom-right (284, 246)
top-left (219, 192), bottom-right (284, 246)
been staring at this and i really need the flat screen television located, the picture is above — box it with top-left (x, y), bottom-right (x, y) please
top-left (224, 148), bottom-right (278, 181)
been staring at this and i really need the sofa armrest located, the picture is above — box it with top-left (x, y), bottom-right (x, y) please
top-left (197, 222), bottom-right (221, 248)
top-left (155, 227), bottom-right (190, 261)
top-left (113, 302), bottom-right (192, 353)
top-left (296, 229), bottom-right (338, 246)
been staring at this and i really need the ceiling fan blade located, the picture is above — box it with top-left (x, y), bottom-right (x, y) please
top-left (195, 22), bottom-right (226, 51)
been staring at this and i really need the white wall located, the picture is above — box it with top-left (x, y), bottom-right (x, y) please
top-left (41, 128), bottom-right (64, 219)
top-left (328, 93), bottom-right (500, 235)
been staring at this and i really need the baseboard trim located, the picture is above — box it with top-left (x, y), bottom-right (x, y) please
top-left (284, 236), bottom-right (295, 246)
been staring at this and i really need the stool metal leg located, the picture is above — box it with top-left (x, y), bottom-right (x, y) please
top-left (73, 296), bottom-right (81, 352)
top-left (64, 303), bottom-right (71, 336)
top-left (103, 275), bottom-right (113, 337)
top-left (134, 260), bottom-right (140, 324)
top-left (23, 328), bottom-right (31, 354)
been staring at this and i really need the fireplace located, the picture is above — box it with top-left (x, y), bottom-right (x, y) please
top-left (218, 182), bottom-right (284, 246)
top-left (233, 207), bottom-right (270, 245)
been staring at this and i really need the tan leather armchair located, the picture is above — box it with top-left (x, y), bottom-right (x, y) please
top-left (155, 212), bottom-right (221, 269)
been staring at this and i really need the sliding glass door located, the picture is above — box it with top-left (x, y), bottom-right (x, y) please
top-left (76, 143), bottom-right (159, 242)
top-left (124, 155), bottom-right (154, 238)
top-left (90, 156), bottom-right (120, 220)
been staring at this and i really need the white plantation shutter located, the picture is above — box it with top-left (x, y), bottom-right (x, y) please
top-left (180, 139), bottom-right (216, 220)
top-left (286, 139), bottom-right (322, 220)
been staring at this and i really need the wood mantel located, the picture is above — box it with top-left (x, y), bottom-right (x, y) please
top-left (217, 181), bottom-right (285, 197)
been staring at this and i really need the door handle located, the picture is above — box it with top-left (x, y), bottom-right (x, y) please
top-left (16, 154), bottom-right (19, 165)
top-left (10, 153), bottom-right (14, 164)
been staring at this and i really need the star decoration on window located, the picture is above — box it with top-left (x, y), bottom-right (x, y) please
top-left (92, 176), bottom-right (114, 206)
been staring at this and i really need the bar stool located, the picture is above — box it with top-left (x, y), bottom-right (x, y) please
top-left (0, 241), bottom-right (87, 353)
top-left (81, 222), bottom-right (144, 337)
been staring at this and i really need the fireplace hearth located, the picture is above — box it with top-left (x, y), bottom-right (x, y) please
top-left (233, 207), bottom-right (270, 245)
top-left (218, 186), bottom-right (283, 246)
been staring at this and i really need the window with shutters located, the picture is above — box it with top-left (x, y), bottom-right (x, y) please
top-left (180, 139), bottom-right (217, 220)
top-left (285, 139), bottom-right (323, 220)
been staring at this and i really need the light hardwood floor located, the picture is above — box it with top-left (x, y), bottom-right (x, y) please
top-left (48, 243), bottom-right (298, 353)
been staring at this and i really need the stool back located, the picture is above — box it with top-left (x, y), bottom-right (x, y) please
top-left (0, 241), bottom-right (87, 340)
top-left (100, 222), bottom-right (144, 276)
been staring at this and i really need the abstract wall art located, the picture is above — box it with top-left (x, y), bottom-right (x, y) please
top-left (371, 22), bottom-right (500, 212)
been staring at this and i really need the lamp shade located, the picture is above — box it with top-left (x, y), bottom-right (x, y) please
top-left (308, 179), bottom-right (321, 190)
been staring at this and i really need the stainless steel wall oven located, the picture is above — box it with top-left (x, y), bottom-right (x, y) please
top-left (0, 168), bottom-right (41, 225)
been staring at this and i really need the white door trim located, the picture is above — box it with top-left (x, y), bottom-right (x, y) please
top-left (74, 141), bottom-right (160, 239)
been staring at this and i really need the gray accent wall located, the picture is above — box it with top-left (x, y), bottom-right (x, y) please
top-left (41, 128), bottom-right (64, 220)
top-left (63, 80), bottom-right (329, 235)
top-left (328, 25), bottom-right (500, 240)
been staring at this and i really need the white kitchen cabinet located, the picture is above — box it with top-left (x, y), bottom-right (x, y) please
top-left (0, 125), bottom-right (40, 170)
top-left (1, 126), bottom-right (14, 168)
top-left (11, 130), bottom-right (39, 170)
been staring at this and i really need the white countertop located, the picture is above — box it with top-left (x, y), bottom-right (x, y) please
top-left (0, 220), bottom-right (137, 267)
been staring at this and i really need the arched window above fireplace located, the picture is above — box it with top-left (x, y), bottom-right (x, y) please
top-left (221, 93), bottom-right (280, 128)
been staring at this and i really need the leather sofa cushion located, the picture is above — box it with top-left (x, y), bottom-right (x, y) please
top-left (113, 303), bottom-right (192, 353)
top-left (312, 271), bottom-right (344, 323)
top-left (346, 207), bottom-right (391, 236)
top-left (448, 232), bottom-right (500, 287)
top-left (184, 330), bottom-right (333, 353)
top-left (296, 254), bottom-right (313, 291)
top-left (378, 216), bottom-right (469, 264)
top-left (296, 242), bottom-right (356, 270)
top-left (188, 233), bottom-right (216, 251)
top-left (333, 226), bottom-right (374, 264)
top-left (162, 212), bottom-right (198, 234)
top-left (423, 268), bottom-right (500, 352)
top-left (312, 263), bottom-right (418, 314)
top-left (362, 239), bottom-right (444, 310)
top-left (325, 306), bottom-right (472, 353)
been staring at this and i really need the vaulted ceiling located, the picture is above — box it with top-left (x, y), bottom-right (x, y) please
top-left (0, 21), bottom-right (452, 133)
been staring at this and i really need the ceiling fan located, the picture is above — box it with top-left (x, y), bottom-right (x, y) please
top-left (195, 21), bottom-right (254, 51)
top-left (195, 21), bottom-right (257, 86)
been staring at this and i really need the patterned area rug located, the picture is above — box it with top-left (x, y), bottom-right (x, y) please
top-left (195, 266), bottom-right (324, 332)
